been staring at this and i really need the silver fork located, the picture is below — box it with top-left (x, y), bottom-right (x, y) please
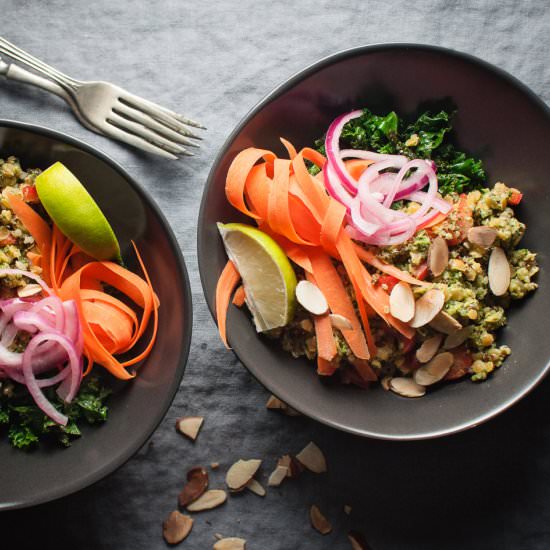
top-left (0, 37), bottom-right (204, 159)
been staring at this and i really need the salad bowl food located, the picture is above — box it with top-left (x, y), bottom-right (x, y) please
top-left (198, 44), bottom-right (550, 440)
top-left (0, 121), bottom-right (192, 509)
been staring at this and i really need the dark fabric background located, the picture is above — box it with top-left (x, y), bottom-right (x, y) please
top-left (1, 1), bottom-right (550, 548)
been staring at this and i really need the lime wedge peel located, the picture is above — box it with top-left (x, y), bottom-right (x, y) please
top-left (35, 162), bottom-right (121, 262)
top-left (217, 222), bottom-right (297, 332)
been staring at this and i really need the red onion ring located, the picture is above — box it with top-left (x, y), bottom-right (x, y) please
top-left (325, 110), bottom-right (365, 194)
top-left (22, 332), bottom-right (81, 423)
top-left (340, 148), bottom-right (408, 164)
top-left (323, 161), bottom-right (353, 212)
top-left (30, 296), bottom-right (65, 332)
top-left (322, 110), bottom-right (452, 247)
top-left (4, 362), bottom-right (69, 388)
top-left (350, 198), bottom-right (381, 236)
top-left (0, 271), bottom-right (84, 424)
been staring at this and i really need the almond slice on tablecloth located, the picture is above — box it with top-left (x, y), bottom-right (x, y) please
top-left (296, 442), bottom-right (327, 473)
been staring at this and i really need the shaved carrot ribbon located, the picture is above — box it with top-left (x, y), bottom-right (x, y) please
top-left (232, 285), bottom-right (246, 307)
top-left (58, 244), bottom-right (159, 379)
top-left (216, 141), bottom-right (429, 374)
top-left (306, 271), bottom-right (337, 367)
top-left (308, 248), bottom-right (370, 361)
top-left (216, 261), bottom-right (241, 348)
top-left (353, 245), bottom-right (428, 287)
top-left (7, 193), bottom-right (52, 284)
top-left (7, 192), bottom-right (159, 379)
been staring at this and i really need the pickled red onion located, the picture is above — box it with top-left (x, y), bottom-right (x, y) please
top-left (322, 110), bottom-right (452, 246)
top-left (0, 269), bottom-right (83, 425)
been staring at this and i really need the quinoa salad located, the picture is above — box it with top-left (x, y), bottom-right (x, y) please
top-left (216, 108), bottom-right (538, 398)
top-left (0, 156), bottom-right (159, 449)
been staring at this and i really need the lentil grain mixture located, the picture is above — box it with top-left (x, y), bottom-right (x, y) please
top-left (271, 181), bottom-right (537, 386)
top-left (0, 156), bottom-right (43, 293)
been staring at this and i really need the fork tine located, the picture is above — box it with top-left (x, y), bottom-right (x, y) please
top-left (107, 113), bottom-right (192, 156)
top-left (119, 92), bottom-right (205, 136)
top-left (113, 103), bottom-right (200, 148)
top-left (155, 106), bottom-right (206, 130)
top-left (102, 121), bottom-right (179, 160)
top-left (131, 95), bottom-right (206, 130)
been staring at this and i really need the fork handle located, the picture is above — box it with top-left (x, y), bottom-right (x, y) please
top-left (1, 61), bottom-right (68, 100)
top-left (0, 60), bottom-right (97, 132)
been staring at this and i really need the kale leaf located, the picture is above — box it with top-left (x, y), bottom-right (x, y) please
top-left (69, 377), bottom-right (110, 424)
top-left (9, 424), bottom-right (39, 449)
top-left (311, 108), bottom-right (486, 195)
top-left (0, 403), bottom-right (9, 425)
top-left (339, 109), bottom-right (400, 154)
top-left (0, 375), bottom-right (111, 450)
top-left (407, 110), bottom-right (452, 157)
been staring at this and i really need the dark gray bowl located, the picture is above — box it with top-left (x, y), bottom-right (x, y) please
top-left (198, 44), bottom-right (549, 440)
top-left (0, 121), bottom-right (192, 509)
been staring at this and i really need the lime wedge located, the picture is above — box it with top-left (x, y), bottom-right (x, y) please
top-left (217, 223), bottom-right (297, 332)
top-left (35, 162), bottom-right (121, 262)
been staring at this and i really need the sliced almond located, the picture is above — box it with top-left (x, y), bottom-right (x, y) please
top-left (211, 462), bottom-right (220, 470)
top-left (389, 377), bottom-right (426, 398)
top-left (296, 441), bottom-right (327, 473)
top-left (381, 376), bottom-right (392, 391)
top-left (468, 226), bottom-right (497, 248)
top-left (186, 489), bottom-right (227, 512)
top-left (266, 395), bottom-right (286, 410)
top-left (226, 459), bottom-right (262, 491)
top-left (428, 236), bottom-right (449, 277)
top-left (389, 282), bottom-right (415, 322)
top-left (416, 334), bottom-right (443, 363)
top-left (278, 454), bottom-right (304, 478)
top-left (0, 226), bottom-right (10, 240)
top-left (348, 531), bottom-right (371, 550)
top-left (329, 313), bottom-right (353, 330)
top-left (162, 511), bottom-right (193, 544)
top-left (429, 311), bottom-right (463, 334)
top-left (213, 537), bottom-right (247, 550)
top-left (178, 466), bottom-right (209, 507)
top-left (277, 455), bottom-right (291, 469)
top-left (344, 504), bottom-right (352, 515)
top-left (443, 326), bottom-right (472, 350)
top-left (414, 352), bottom-right (454, 386)
top-left (310, 505), bottom-right (332, 535)
top-left (246, 478), bottom-right (266, 497)
top-left (488, 246), bottom-right (511, 296)
top-left (268, 464), bottom-right (288, 486)
top-left (265, 395), bottom-right (300, 416)
top-left (409, 289), bottom-right (445, 328)
top-left (175, 416), bottom-right (204, 441)
top-left (17, 284), bottom-right (43, 298)
top-left (295, 280), bottom-right (328, 315)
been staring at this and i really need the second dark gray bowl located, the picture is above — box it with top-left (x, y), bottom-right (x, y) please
top-left (0, 121), bottom-right (192, 509)
top-left (198, 44), bottom-right (550, 440)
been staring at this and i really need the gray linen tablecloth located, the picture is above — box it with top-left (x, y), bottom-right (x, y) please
top-left (1, 1), bottom-right (550, 548)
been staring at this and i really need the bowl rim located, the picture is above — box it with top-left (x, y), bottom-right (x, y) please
top-left (0, 119), bottom-right (193, 509)
top-left (198, 42), bottom-right (550, 441)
